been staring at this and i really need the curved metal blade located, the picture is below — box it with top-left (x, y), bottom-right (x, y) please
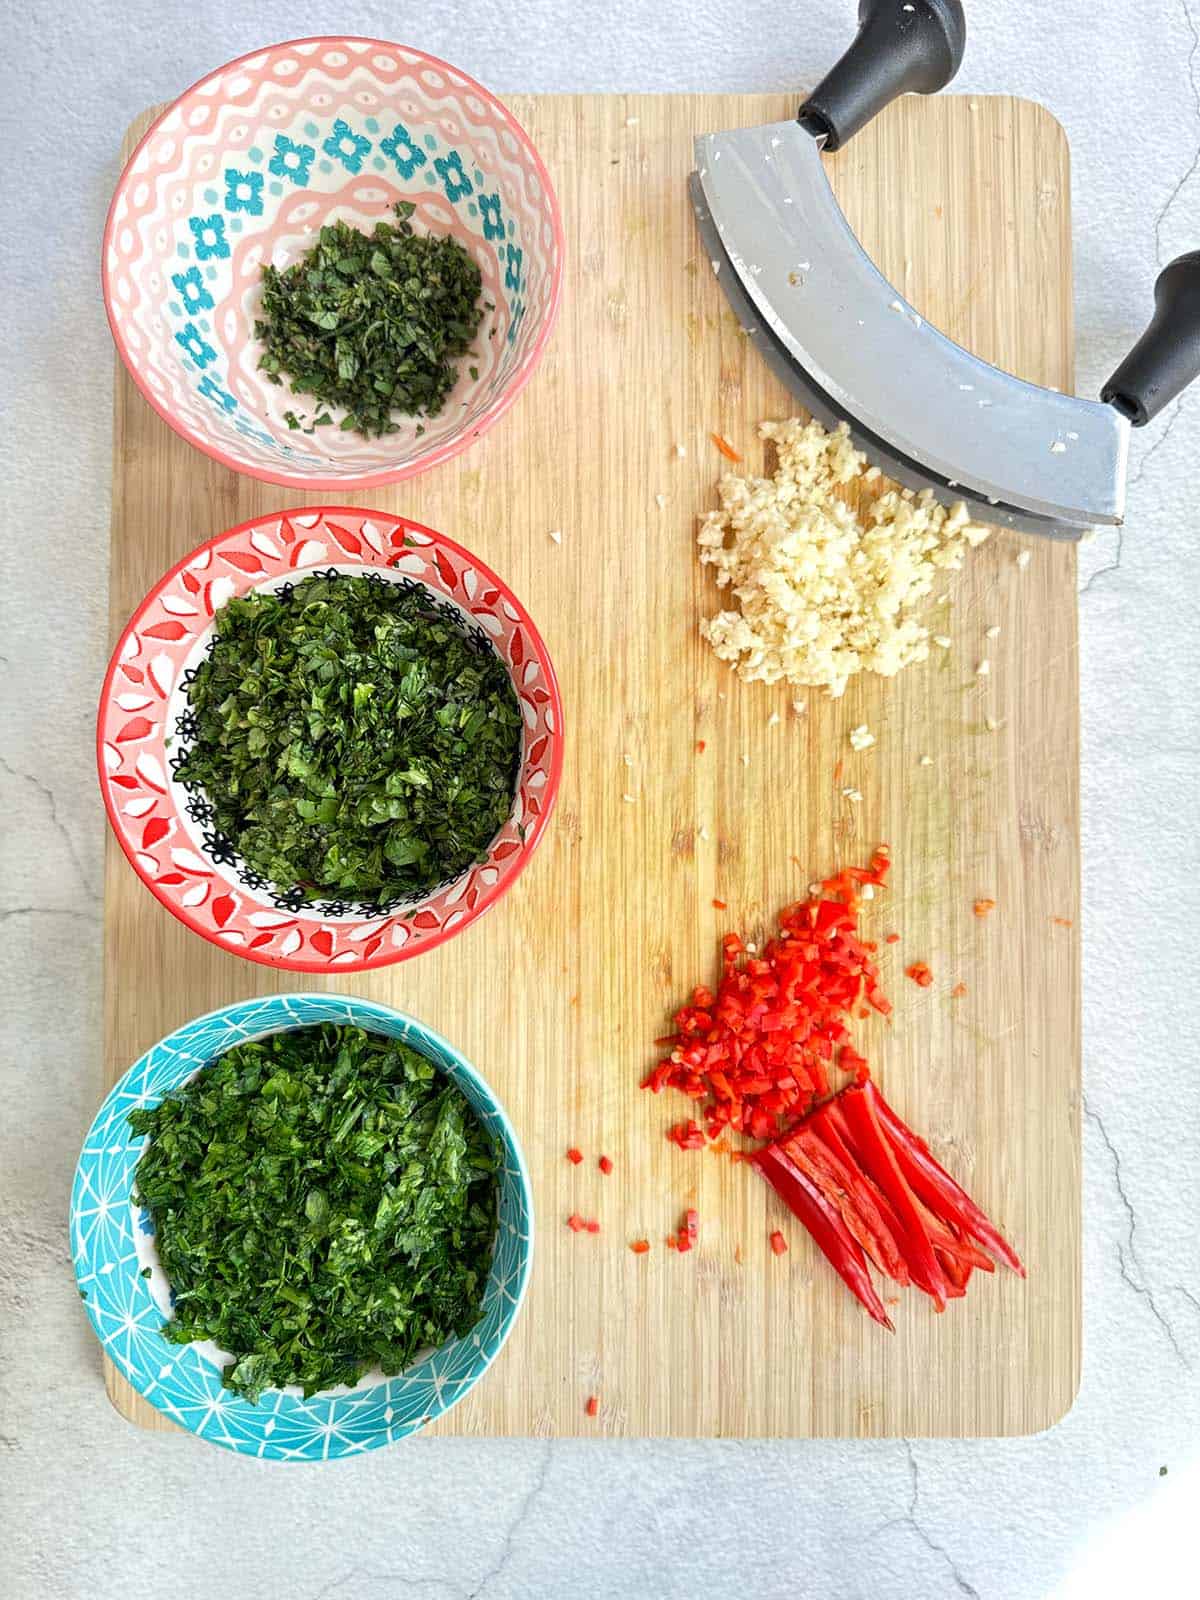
top-left (691, 177), bottom-right (1072, 538)
top-left (693, 122), bottom-right (1128, 532)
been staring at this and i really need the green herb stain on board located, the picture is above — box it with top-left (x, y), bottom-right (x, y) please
top-left (129, 1024), bottom-right (499, 1403)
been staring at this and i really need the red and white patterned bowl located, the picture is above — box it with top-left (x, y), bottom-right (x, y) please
top-left (97, 509), bottom-right (563, 972)
top-left (102, 38), bottom-right (563, 490)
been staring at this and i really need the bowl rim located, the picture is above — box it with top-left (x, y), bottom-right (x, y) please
top-left (70, 991), bottom-right (535, 1457)
top-left (96, 506), bottom-right (565, 973)
top-left (101, 34), bottom-right (565, 491)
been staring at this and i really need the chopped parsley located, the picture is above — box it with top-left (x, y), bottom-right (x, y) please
top-left (129, 1024), bottom-right (499, 1403)
top-left (175, 572), bottom-right (522, 905)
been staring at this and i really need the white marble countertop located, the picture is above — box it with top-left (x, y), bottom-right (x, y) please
top-left (2, 2), bottom-right (1198, 1596)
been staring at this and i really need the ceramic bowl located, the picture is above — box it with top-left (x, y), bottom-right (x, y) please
top-left (71, 992), bottom-right (533, 1460)
top-left (102, 37), bottom-right (563, 489)
top-left (97, 507), bottom-right (563, 972)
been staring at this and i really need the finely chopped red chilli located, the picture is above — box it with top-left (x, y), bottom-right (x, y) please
top-left (643, 848), bottom-right (892, 1144)
top-left (641, 851), bottom-right (1025, 1324)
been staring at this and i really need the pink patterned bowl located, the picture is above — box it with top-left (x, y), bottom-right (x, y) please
top-left (102, 38), bottom-right (563, 490)
top-left (97, 509), bottom-right (563, 972)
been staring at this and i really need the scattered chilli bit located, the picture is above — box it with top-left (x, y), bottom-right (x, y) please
top-left (566, 1147), bottom-right (584, 1165)
top-left (710, 431), bottom-right (743, 462)
top-left (973, 898), bottom-right (996, 918)
top-left (645, 849), bottom-right (892, 1144)
top-left (629, 1239), bottom-right (651, 1254)
top-left (599, 1155), bottom-right (614, 1175)
top-left (753, 1077), bottom-right (1023, 1327)
top-left (712, 898), bottom-right (728, 910)
top-left (566, 1213), bottom-right (586, 1233)
top-left (696, 739), bottom-right (707, 753)
top-left (585, 1219), bottom-right (601, 1234)
top-left (951, 981), bottom-right (968, 999)
top-left (585, 1395), bottom-right (600, 1418)
top-left (698, 419), bottom-right (988, 697)
top-left (667, 1119), bottom-right (707, 1151)
top-left (906, 962), bottom-right (934, 988)
top-left (1052, 916), bottom-right (1074, 928)
top-left (676, 1209), bottom-right (700, 1253)
top-left (885, 932), bottom-right (901, 944)
top-left (769, 1230), bottom-right (789, 1256)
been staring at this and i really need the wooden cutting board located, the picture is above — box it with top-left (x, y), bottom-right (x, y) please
top-left (104, 93), bottom-right (1079, 1438)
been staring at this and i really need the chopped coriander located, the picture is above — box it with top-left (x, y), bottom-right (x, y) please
top-left (256, 202), bottom-right (484, 436)
top-left (175, 573), bottom-right (522, 905)
top-left (129, 1024), bottom-right (499, 1403)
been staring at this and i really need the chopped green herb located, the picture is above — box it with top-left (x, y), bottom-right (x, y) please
top-left (255, 202), bottom-right (484, 437)
top-left (129, 1024), bottom-right (499, 1403)
top-left (175, 573), bottom-right (522, 905)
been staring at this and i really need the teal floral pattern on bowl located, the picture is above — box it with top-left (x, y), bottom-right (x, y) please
top-left (103, 38), bottom-right (563, 490)
top-left (70, 993), bottom-right (533, 1460)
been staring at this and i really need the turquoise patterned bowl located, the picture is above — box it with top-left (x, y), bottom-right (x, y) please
top-left (102, 37), bottom-right (563, 490)
top-left (70, 993), bottom-right (533, 1460)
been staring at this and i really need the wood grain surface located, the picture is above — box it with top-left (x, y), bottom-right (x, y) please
top-left (104, 93), bottom-right (1079, 1438)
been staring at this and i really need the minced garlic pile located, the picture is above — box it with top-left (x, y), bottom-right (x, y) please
top-left (698, 418), bottom-right (989, 697)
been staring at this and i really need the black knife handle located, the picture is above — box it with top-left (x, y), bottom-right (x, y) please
top-left (799, 0), bottom-right (967, 151)
top-left (1101, 252), bottom-right (1200, 426)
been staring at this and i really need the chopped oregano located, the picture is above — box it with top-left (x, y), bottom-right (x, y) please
top-left (175, 572), bottom-right (522, 905)
top-left (256, 202), bottom-right (484, 436)
top-left (129, 1024), bottom-right (499, 1403)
